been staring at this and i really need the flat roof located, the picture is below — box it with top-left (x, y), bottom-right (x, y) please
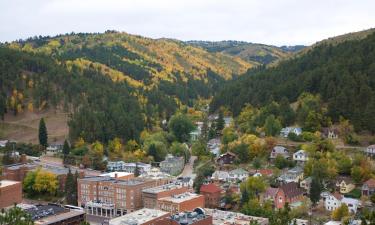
top-left (0, 180), bottom-right (20, 188)
top-left (159, 192), bottom-right (202, 203)
top-left (100, 172), bottom-right (133, 178)
top-left (109, 208), bottom-right (169, 225)
top-left (143, 183), bottom-right (183, 194)
top-left (34, 210), bottom-right (85, 225)
top-left (80, 176), bottom-right (145, 186)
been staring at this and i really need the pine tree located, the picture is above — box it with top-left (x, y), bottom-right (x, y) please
top-left (310, 177), bottom-right (322, 206)
top-left (38, 118), bottom-right (48, 148)
top-left (63, 139), bottom-right (70, 165)
top-left (65, 169), bottom-right (75, 205)
top-left (216, 111), bottom-right (225, 132)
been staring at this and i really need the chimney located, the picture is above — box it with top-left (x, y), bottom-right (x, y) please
top-left (115, 173), bottom-right (118, 179)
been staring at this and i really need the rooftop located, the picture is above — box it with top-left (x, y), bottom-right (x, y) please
top-left (80, 176), bottom-right (145, 186)
top-left (0, 179), bottom-right (20, 188)
top-left (100, 172), bottom-right (133, 178)
top-left (143, 183), bottom-right (183, 194)
top-left (170, 208), bottom-right (211, 225)
top-left (109, 208), bottom-right (169, 225)
top-left (205, 208), bottom-right (268, 225)
top-left (159, 192), bottom-right (202, 203)
top-left (34, 209), bottom-right (84, 225)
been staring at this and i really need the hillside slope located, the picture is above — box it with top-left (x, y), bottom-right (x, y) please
top-left (210, 32), bottom-right (375, 132)
top-left (0, 31), bottom-right (256, 143)
top-left (186, 40), bottom-right (304, 65)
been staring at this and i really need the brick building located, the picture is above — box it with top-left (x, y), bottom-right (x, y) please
top-left (200, 183), bottom-right (222, 208)
top-left (143, 183), bottom-right (189, 209)
top-left (0, 180), bottom-right (23, 208)
top-left (2, 163), bottom-right (36, 181)
top-left (274, 182), bottom-right (304, 209)
top-left (78, 176), bottom-right (169, 217)
top-left (157, 192), bottom-right (205, 214)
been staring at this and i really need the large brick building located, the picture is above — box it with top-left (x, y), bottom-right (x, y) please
top-left (2, 163), bottom-right (36, 181)
top-left (274, 182), bottom-right (304, 209)
top-left (200, 183), bottom-right (222, 208)
top-left (157, 192), bottom-right (205, 214)
top-left (0, 180), bottom-right (23, 208)
top-left (78, 175), bottom-right (169, 217)
top-left (142, 183), bottom-right (189, 209)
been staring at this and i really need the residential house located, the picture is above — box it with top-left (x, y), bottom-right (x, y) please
top-left (160, 154), bottom-right (185, 176)
top-left (190, 126), bottom-right (202, 141)
top-left (211, 171), bottom-right (230, 182)
top-left (207, 138), bottom-right (221, 157)
top-left (200, 183), bottom-right (222, 208)
top-left (216, 152), bottom-right (236, 166)
top-left (362, 178), bottom-right (375, 196)
top-left (365, 145), bottom-right (375, 156)
top-left (274, 182), bottom-right (305, 209)
top-left (277, 167), bottom-right (304, 184)
top-left (280, 127), bottom-right (302, 138)
top-left (336, 177), bottom-right (355, 194)
top-left (228, 168), bottom-right (248, 182)
top-left (270, 146), bottom-right (289, 159)
top-left (300, 177), bottom-right (312, 193)
top-left (253, 169), bottom-right (274, 178)
top-left (293, 150), bottom-right (308, 164)
top-left (342, 197), bottom-right (360, 214)
top-left (325, 192), bottom-right (343, 211)
top-left (223, 117), bottom-right (233, 128)
top-left (322, 127), bottom-right (339, 139)
top-left (324, 192), bottom-right (360, 213)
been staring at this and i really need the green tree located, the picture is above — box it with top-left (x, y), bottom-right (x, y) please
top-left (0, 206), bottom-right (34, 225)
top-left (310, 177), bottom-right (322, 206)
top-left (23, 170), bottom-right (37, 195)
top-left (264, 115), bottom-right (282, 136)
top-left (38, 118), bottom-right (48, 148)
top-left (274, 154), bottom-right (289, 169)
top-left (216, 111), bottom-right (225, 132)
top-left (168, 114), bottom-right (195, 142)
top-left (65, 169), bottom-right (77, 205)
top-left (62, 140), bottom-right (71, 164)
top-left (222, 127), bottom-right (238, 145)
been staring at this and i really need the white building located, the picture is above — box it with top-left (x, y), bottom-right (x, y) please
top-left (293, 150), bottom-right (309, 163)
top-left (341, 197), bottom-right (360, 214)
top-left (365, 145), bottom-right (375, 156)
top-left (280, 127), bottom-right (302, 138)
top-left (211, 170), bottom-right (230, 182)
top-left (106, 161), bottom-right (151, 174)
top-left (228, 168), bottom-right (249, 182)
top-left (325, 192), bottom-right (343, 211)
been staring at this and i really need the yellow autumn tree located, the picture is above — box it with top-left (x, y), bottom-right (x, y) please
top-left (108, 138), bottom-right (123, 160)
top-left (331, 204), bottom-right (349, 221)
top-left (34, 170), bottom-right (58, 194)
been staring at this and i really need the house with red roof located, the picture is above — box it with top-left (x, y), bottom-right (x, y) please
top-left (200, 183), bottom-right (222, 208)
top-left (362, 178), bottom-right (375, 196)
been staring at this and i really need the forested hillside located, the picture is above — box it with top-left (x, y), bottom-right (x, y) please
top-left (0, 47), bottom-right (144, 143)
top-left (0, 31), bottom-right (256, 143)
top-left (187, 40), bottom-right (304, 65)
top-left (210, 32), bottom-right (375, 132)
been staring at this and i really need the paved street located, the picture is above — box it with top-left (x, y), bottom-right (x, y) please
top-left (179, 154), bottom-right (197, 179)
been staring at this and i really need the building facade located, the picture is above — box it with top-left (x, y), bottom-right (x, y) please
top-left (142, 183), bottom-right (189, 209)
top-left (160, 154), bottom-right (185, 176)
top-left (78, 176), bottom-right (169, 217)
top-left (157, 192), bottom-right (205, 214)
top-left (0, 180), bottom-right (22, 208)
